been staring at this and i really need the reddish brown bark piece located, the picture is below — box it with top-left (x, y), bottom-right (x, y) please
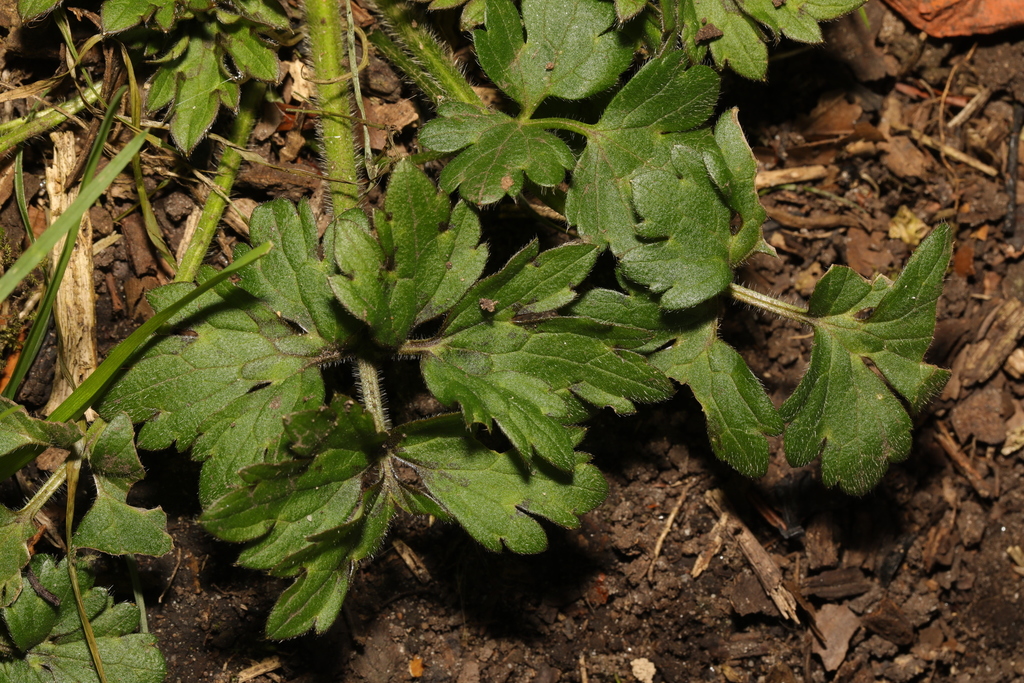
top-left (882, 0), bottom-right (1024, 37)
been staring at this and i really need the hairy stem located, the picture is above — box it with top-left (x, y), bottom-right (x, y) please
top-left (372, 0), bottom-right (485, 110)
top-left (357, 357), bottom-right (390, 433)
top-left (524, 117), bottom-right (596, 137)
top-left (305, 0), bottom-right (362, 213)
top-left (0, 83), bottom-right (101, 156)
top-left (728, 283), bottom-right (814, 326)
top-left (19, 463), bottom-right (69, 519)
top-left (367, 31), bottom-right (448, 108)
top-left (175, 82), bottom-right (265, 283)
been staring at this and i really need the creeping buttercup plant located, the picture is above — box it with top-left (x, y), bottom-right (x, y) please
top-left (1, 0), bottom-right (946, 664)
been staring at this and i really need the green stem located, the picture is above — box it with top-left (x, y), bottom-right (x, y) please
top-left (356, 357), bottom-right (390, 433)
top-left (729, 283), bottom-right (814, 326)
top-left (524, 117), bottom-right (596, 137)
top-left (0, 83), bottom-right (102, 156)
top-left (19, 465), bottom-right (70, 519)
top-left (372, 0), bottom-right (485, 110)
top-left (175, 82), bottom-right (266, 283)
top-left (304, 0), bottom-right (362, 213)
top-left (65, 449), bottom-right (109, 683)
top-left (368, 31), bottom-right (449, 108)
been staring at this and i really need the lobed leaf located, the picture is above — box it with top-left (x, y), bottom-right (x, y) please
top-left (675, 0), bottom-right (864, 81)
top-left (236, 199), bottom-right (358, 343)
top-left (74, 414), bottom-right (173, 557)
top-left (781, 224), bottom-right (952, 494)
top-left (422, 241), bottom-right (674, 471)
top-left (398, 416), bottom-right (608, 553)
top-left (329, 161), bottom-right (487, 346)
top-left (0, 556), bottom-right (165, 683)
top-left (563, 53), bottom-right (720, 255)
top-left (202, 398), bottom-right (389, 638)
top-left (475, 0), bottom-right (633, 115)
top-left (0, 397), bottom-right (82, 466)
top-left (651, 305), bottom-right (782, 477)
top-left (97, 199), bottom-right (348, 505)
top-left (421, 106), bottom-right (575, 205)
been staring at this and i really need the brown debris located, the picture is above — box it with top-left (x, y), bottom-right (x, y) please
top-left (704, 489), bottom-right (800, 623)
top-left (861, 597), bottom-right (915, 646)
top-left (959, 297), bottom-right (1024, 387)
top-left (802, 568), bottom-right (875, 601)
top-left (950, 385), bottom-right (1008, 444)
top-left (811, 603), bottom-right (860, 671)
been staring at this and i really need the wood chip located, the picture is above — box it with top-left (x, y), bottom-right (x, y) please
top-left (934, 422), bottom-right (995, 498)
top-left (861, 597), bottom-right (915, 646)
top-left (755, 165), bottom-right (829, 190)
top-left (802, 568), bottom-right (874, 600)
top-left (392, 539), bottom-right (432, 583)
top-left (42, 131), bottom-right (98, 419)
top-left (811, 603), bottom-right (860, 671)
top-left (960, 298), bottom-right (1024, 386)
top-left (704, 489), bottom-right (800, 623)
top-left (236, 656), bottom-right (282, 682)
top-left (890, 122), bottom-right (999, 177)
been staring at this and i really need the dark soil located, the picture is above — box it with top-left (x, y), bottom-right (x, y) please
top-left (3, 1), bottom-right (1024, 681)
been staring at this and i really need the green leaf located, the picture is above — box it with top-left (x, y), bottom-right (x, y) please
top-left (614, 0), bottom-right (646, 22)
top-left (693, 0), bottom-right (768, 81)
top-left (0, 507), bottom-right (34, 608)
top-left (231, 0), bottom-right (289, 28)
top-left (780, 224), bottom-right (952, 494)
top-left (713, 108), bottom-right (771, 263)
top-left (563, 53), bottom-right (719, 254)
top-left (96, 270), bottom-right (331, 506)
top-left (420, 105), bottom-right (575, 205)
top-left (237, 199), bottom-right (358, 343)
top-left (221, 23), bottom-right (280, 82)
top-left (74, 414), bottom-right (173, 557)
top-left (475, 0), bottom-right (633, 115)
top-left (0, 398), bottom-right (82, 460)
top-left (0, 556), bottom-right (165, 683)
top-left (651, 305), bottom-right (782, 477)
top-left (201, 397), bottom-right (379, 565)
top-left (202, 397), bottom-right (387, 638)
top-left (398, 415), bottom-right (608, 553)
top-left (329, 161), bottom-right (488, 346)
top-left (676, 0), bottom-right (865, 80)
top-left (165, 26), bottom-right (230, 152)
top-left (618, 164), bottom-right (733, 309)
top-left (100, 0), bottom-right (171, 32)
top-left (143, 19), bottom-right (273, 152)
top-left (17, 0), bottom-right (61, 19)
top-left (421, 241), bottom-right (674, 470)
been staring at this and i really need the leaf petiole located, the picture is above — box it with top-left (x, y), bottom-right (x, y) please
top-left (522, 117), bottom-right (596, 137)
top-left (728, 282), bottom-right (814, 326)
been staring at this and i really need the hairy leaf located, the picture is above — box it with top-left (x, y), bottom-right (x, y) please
top-left (329, 161), bottom-right (487, 346)
top-left (97, 201), bottom-right (349, 505)
top-left (677, 0), bottom-right (865, 81)
top-left (563, 53), bottom-right (720, 255)
top-left (202, 398), bottom-right (388, 638)
top-left (0, 398), bottom-right (82, 474)
top-left (652, 305), bottom-right (782, 477)
top-left (420, 105), bottom-right (575, 205)
top-left (0, 507), bottom-right (34, 608)
top-left (74, 414), bottom-right (173, 557)
top-left (237, 199), bottom-right (358, 343)
top-left (475, 0), bottom-right (633, 115)
top-left (781, 224), bottom-right (952, 494)
top-left (619, 165), bottom-right (733, 309)
top-left (398, 415), bottom-right (608, 553)
top-left (422, 241), bottom-right (674, 470)
top-left (0, 556), bottom-right (165, 683)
